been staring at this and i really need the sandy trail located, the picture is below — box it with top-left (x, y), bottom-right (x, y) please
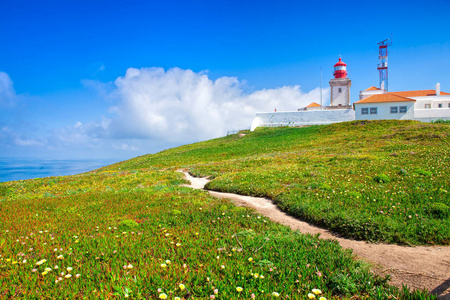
top-left (180, 171), bottom-right (450, 299)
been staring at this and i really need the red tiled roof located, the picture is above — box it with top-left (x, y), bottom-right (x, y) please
top-left (390, 90), bottom-right (450, 97)
top-left (306, 102), bottom-right (321, 108)
top-left (354, 93), bottom-right (416, 104)
top-left (364, 86), bottom-right (381, 91)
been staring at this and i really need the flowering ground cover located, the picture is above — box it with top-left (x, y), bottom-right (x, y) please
top-left (108, 120), bottom-right (449, 245)
top-left (0, 168), bottom-right (435, 298)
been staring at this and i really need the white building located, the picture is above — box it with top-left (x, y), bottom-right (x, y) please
top-left (300, 102), bottom-right (322, 111)
top-left (354, 93), bottom-right (415, 120)
top-left (359, 86), bottom-right (382, 100)
top-left (355, 83), bottom-right (450, 122)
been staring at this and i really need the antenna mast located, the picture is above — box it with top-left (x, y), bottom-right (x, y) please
top-left (377, 38), bottom-right (392, 92)
top-left (320, 68), bottom-right (323, 109)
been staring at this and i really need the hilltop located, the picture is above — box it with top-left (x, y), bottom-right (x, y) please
top-left (107, 120), bottom-right (450, 246)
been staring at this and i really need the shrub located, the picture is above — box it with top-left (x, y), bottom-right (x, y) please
top-left (373, 174), bottom-right (390, 183)
top-left (431, 119), bottom-right (450, 124)
top-left (118, 219), bottom-right (139, 229)
top-left (413, 168), bottom-right (432, 176)
top-left (428, 203), bottom-right (450, 219)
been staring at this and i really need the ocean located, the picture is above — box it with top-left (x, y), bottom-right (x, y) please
top-left (0, 158), bottom-right (119, 183)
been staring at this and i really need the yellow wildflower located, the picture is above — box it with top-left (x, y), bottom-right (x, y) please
top-left (312, 289), bottom-right (322, 295)
top-left (36, 259), bottom-right (47, 266)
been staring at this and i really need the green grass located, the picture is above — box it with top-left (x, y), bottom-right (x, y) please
top-left (0, 119), bottom-right (447, 299)
top-left (107, 120), bottom-right (450, 245)
top-left (1, 169), bottom-right (430, 299)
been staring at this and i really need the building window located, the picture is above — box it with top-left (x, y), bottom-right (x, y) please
top-left (390, 106), bottom-right (398, 114)
top-left (438, 103), bottom-right (443, 108)
top-left (425, 104), bottom-right (431, 109)
top-left (361, 108), bottom-right (368, 115)
top-left (399, 106), bottom-right (407, 113)
top-left (338, 88), bottom-right (342, 93)
top-left (370, 107), bottom-right (377, 114)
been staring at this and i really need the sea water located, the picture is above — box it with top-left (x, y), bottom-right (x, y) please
top-left (0, 158), bottom-right (119, 183)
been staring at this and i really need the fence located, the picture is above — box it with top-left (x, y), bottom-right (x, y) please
top-left (226, 128), bottom-right (250, 135)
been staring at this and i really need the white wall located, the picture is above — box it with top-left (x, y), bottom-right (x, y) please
top-left (250, 109), bottom-right (355, 131)
top-left (331, 85), bottom-right (350, 106)
top-left (354, 101), bottom-right (415, 120)
top-left (329, 78), bottom-right (351, 107)
top-left (414, 108), bottom-right (450, 122)
top-left (359, 89), bottom-right (383, 100)
top-left (414, 97), bottom-right (450, 109)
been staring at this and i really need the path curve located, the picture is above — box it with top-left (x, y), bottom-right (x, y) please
top-left (180, 171), bottom-right (450, 299)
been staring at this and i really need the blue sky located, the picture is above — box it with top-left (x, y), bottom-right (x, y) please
top-left (1, 0), bottom-right (449, 160)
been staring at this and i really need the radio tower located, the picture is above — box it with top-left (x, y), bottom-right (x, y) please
top-left (377, 38), bottom-right (392, 92)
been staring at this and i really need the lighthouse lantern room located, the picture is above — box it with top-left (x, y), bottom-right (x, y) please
top-left (333, 57), bottom-right (348, 78)
top-left (329, 57), bottom-right (352, 108)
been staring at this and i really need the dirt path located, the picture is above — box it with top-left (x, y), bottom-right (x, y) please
top-left (180, 171), bottom-right (450, 299)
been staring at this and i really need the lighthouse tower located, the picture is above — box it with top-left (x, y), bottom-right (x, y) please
top-left (329, 57), bottom-right (352, 108)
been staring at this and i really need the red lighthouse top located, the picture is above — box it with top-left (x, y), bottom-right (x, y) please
top-left (333, 57), bottom-right (347, 78)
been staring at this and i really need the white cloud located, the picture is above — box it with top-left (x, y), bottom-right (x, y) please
top-left (112, 143), bottom-right (139, 151)
top-left (0, 67), bottom-right (329, 159)
top-left (98, 67), bottom-right (327, 144)
top-left (14, 137), bottom-right (46, 147)
top-left (0, 126), bottom-right (46, 147)
top-left (0, 72), bottom-right (19, 106)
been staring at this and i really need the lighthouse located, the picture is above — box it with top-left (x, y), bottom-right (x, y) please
top-left (329, 57), bottom-right (352, 108)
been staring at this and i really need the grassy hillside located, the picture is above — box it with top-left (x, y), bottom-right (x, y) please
top-left (2, 169), bottom-right (429, 299)
top-left (0, 120), bottom-right (447, 299)
top-left (109, 120), bottom-right (450, 246)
